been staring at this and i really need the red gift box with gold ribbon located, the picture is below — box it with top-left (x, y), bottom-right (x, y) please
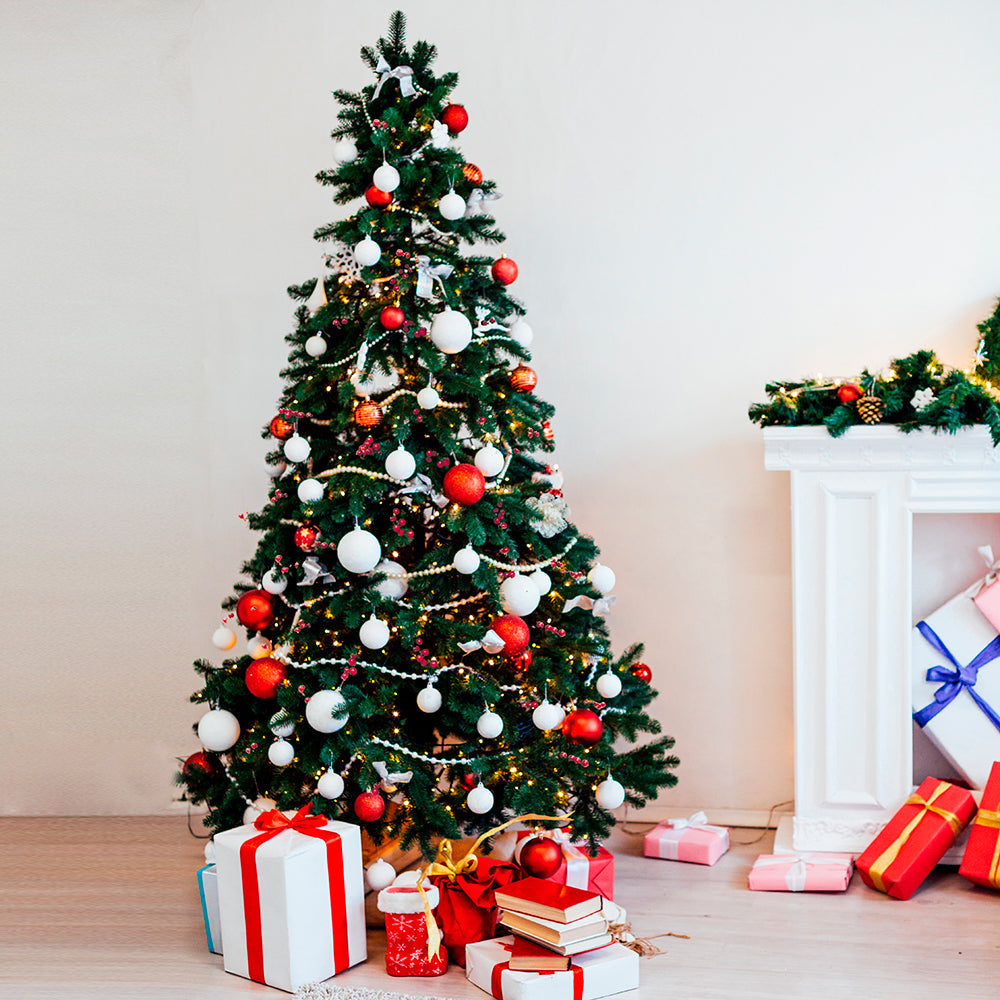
top-left (856, 777), bottom-right (976, 900)
top-left (959, 760), bottom-right (1000, 889)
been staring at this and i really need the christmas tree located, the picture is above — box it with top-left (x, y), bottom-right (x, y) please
top-left (181, 12), bottom-right (678, 857)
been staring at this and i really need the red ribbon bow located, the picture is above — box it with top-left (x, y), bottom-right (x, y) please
top-left (253, 803), bottom-right (324, 832)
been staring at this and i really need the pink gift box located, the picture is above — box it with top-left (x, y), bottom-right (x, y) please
top-left (748, 853), bottom-right (854, 892)
top-left (643, 812), bottom-right (729, 865)
top-left (973, 577), bottom-right (1000, 634)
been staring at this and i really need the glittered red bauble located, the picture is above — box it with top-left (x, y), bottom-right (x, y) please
top-left (491, 614), bottom-right (530, 656)
top-left (269, 415), bottom-right (295, 440)
top-left (443, 463), bottom-right (486, 505)
top-left (236, 589), bottom-right (277, 630)
top-left (630, 662), bottom-right (652, 683)
top-left (509, 647), bottom-right (533, 672)
top-left (440, 103), bottom-right (469, 134)
top-left (182, 751), bottom-right (221, 780)
top-left (509, 364), bottom-right (537, 393)
top-left (491, 256), bottom-right (518, 285)
top-left (837, 383), bottom-right (863, 404)
top-left (562, 709), bottom-right (603, 747)
top-left (380, 306), bottom-right (405, 329)
top-left (294, 525), bottom-right (319, 551)
top-left (460, 771), bottom-right (478, 791)
top-left (462, 163), bottom-right (483, 185)
top-left (519, 837), bottom-right (564, 879)
top-left (354, 400), bottom-right (383, 428)
top-left (245, 657), bottom-right (287, 699)
top-left (354, 789), bottom-right (386, 822)
top-left (365, 184), bottom-right (393, 207)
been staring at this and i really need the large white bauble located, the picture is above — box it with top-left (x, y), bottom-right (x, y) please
top-left (385, 445), bottom-right (416, 480)
top-left (305, 688), bottom-right (349, 733)
top-left (596, 777), bottom-right (626, 810)
top-left (247, 634), bottom-right (273, 659)
top-left (212, 626), bottom-right (237, 651)
top-left (332, 138), bottom-right (357, 163)
top-left (430, 308), bottom-right (472, 354)
top-left (417, 684), bottom-right (442, 713)
top-left (374, 560), bottom-right (408, 600)
top-left (243, 796), bottom-right (276, 825)
top-left (337, 527), bottom-right (381, 573)
top-left (373, 163), bottom-right (400, 192)
top-left (305, 334), bottom-right (328, 358)
top-left (532, 700), bottom-right (565, 731)
top-left (269, 711), bottom-right (295, 738)
top-left (262, 568), bottom-right (288, 595)
top-left (198, 709), bottom-right (241, 751)
top-left (476, 710), bottom-right (504, 739)
top-left (596, 671), bottom-right (622, 699)
top-left (529, 569), bottom-right (551, 596)
top-left (453, 545), bottom-right (481, 575)
top-left (438, 191), bottom-right (466, 220)
top-left (366, 858), bottom-right (397, 891)
top-left (467, 784), bottom-right (494, 814)
top-left (283, 435), bottom-right (311, 463)
top-left (354, 238), bottom-right (381, 267)
top-left (507, 317), bottom-right (534, 348)
top-left (297, 478), bottom-right (324, 503)
top-left (588, 563), bottom-right (616, 595)
top-left (474, 445), bottom-right (505, 478)
top-left (317, 769), bottom-right (345, 799)
top-left (359, 616), bottom-right (391, 650)
top-left (416, 386), bottom-right (440, 409)
top-left (500, 574), bottom-right (540, 616)
top-left (268, 739), bottom-right (295, 766)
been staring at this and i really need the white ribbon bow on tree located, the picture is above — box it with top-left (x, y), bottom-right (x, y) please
top-left (415, 256), bottom-right (454, 299)
top-left (399, 473), bottom-right (449, 509)
top-left (458, 629), bottom-right (506, 655)
top-left (373, 55), bottom-right (416, 98)
top-left (300, 556), bottom-right (335, 586)
top-left (465, 188), bottom-right (502, 216)
top-left (563, 594), bottom-right (617, 617)
top-left (373, 760), bottom-right (414, 791)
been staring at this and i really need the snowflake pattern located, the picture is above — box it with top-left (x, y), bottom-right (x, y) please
top-left (325, 240), bottom-right (363, 285)
top-left (526, 492), bottom-right (571, 538)
top-left (383, 912), bottom-right (447, 976)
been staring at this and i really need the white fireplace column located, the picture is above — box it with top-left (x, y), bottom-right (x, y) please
top-left (764, 425), bottom-right (1000, 852)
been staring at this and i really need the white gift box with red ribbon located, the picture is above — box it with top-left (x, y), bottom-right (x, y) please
top-left (643, 811), bottom-right (729, 865)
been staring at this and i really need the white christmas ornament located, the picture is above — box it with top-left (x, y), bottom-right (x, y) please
top-left (467, 784), bottom-right (494, 814)
top-left (500, 574), bottom-right (540, 616)
top-left (297, 478), bottom-right (324, 503)
top-left (532, 700), bottom-right (565, 731)
top-left (212, 626), bottom-right (237, 651)
top-left (373, 162), bottom-right (400, 192)
top-left (247, 634), bottom-right (273, 659)
top-left (474, 445), bottom-right (505, 478)
top-left (197, 709), bottom-right (241, 752)
top-left (305, 335), bottom-right (328, 358)
top-left (438, 190), bottom-right (466, 221)
top-left (385, 445), bottom-right (416, 480)
top-left (268, 739), bottom-right (295, 767)
top-left (476, 710), bottom-right (504, 739)
top-left (283, 434), bottom-right (311, 463)
top-left (354, 237), bottom-right (381, 267)
top-left (588, 563), bottom-right (616, 595)
top-left (430, 308), bottom-right (472, 354)
top-left (596, 670), bottom-right (622, 699)
top-left (262, 568), bottom-right (288, 595)
top-left (366, 858), bottom-right (396, 891)
top-left (453, 545), bottom-right (481, 575)
top-left (416, 386), bottom-right (440, 409)
top-left (269, 712), bottom-right (295, 738)
top-left (374, 559), bottom-right (408, 600)
top-left (359, 616), bottom-right (391, 650)
top-left (417, 683), bottom-right (442, 713)
top-left (243, 797), bottom-right (276, 825)
top-left (305, 688), bottom-right (349, 733)
top-left (336, 526), bottom-right (381, 573)
top-left (526, 492), bottom-right (570, 538)
top-left (529, 569), bottom-right (551, 596)
top-left (507, 318), bottom-right (534, 348)
top-left (317, 769), bottom-right (345, 799)
top-left (596, 777), bottom-right (626, 810)
top-left (332, 138), bottom-right (357, 163)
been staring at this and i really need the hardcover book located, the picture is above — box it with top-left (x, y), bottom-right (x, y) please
top-left (493, 877), bottom-right (603, 924)
top-left (509, 937), bottom-right (572, 971)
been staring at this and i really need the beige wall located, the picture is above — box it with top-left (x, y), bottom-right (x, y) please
top-left (5, 0), bottom-right (1000, 819)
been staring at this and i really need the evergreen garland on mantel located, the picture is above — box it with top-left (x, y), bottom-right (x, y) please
top-left (749, 299), bottom-right (1000, 445)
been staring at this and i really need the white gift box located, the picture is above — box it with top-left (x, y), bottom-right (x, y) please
top-left (912, 587), bottom-right (1000, 789)
top-left (197, 863), bottom-right (222, 955)
top-left (466, 935), bottom-right (638, 1000)
top-left (214, 808), bottom-right (367, 993)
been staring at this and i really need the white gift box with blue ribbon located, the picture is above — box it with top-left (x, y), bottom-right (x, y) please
top-left (197, 863), bottom-right (222, 955)
top-left (912, 583), bottom-right (1000, 790)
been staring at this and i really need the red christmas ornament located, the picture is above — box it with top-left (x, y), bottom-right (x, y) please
top-left (460, 771), bottom-right (478, 791)
top-left (294, 524), bottom-right (319, 551)
top-left (630, 662), bottom-right (652, 683)
top-left (245, 657), bottom-right (287, 699)
top-left (490, 614), bottom-right (530, 656)
top-left (269, 415), bottom-right (295, 440)
top-left (462, 163), bottom-right (483, 185)
top-left (354, 400), bottom-right (383, 428)
top-left (837, 383), bottom-right (863, 404)
top-left (519, 837), bottom-right (564, 879)
top-left (491, 256), bottom-right (518, 285)
top-left (509, 647), bottom-right (533, 672)
top-left (440, 103), bottom-right (469, 134)
top-left (380, 305), bottom-right (405, 329)
top-left (354, 789), bottom-right (386, 822)
top-left (562, 709), bottom-right (603, 747)
top-left (236, 589), bottom-right (277, 630)
top-left (509, 364), bottom-right (537, 393)
top-left (182, 750), bottom-right (221, 780)
top-left (443, 463), bottom-right (486, 505)
top-left (542, 421), bottom-right (554, 441)
top-left (365, 184), bottom-right (393, 207)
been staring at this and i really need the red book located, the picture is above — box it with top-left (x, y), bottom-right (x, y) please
top-left (508, 937), bottom-right (571, 971)
top-left (492, 877), bottom-right (602, 924)
top-left (959, 760), bottom-right (1000, 889)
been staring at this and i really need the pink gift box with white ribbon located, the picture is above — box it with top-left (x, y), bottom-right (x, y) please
top-left (748, 853), bottom-right (854, 892)
top-left (643, 812), bottom-right (729, 865)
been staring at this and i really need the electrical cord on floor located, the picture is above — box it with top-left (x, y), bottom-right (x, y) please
top-left (617, 800), bottom-right (794, 845)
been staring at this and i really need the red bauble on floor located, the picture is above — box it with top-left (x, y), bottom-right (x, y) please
top-left (236, 589), bottom-right (277, 630)
top-left (443, 463), bottom-right (486, 505)
top-left (490, 614), bottom-right (530, 656)
top-left (518, 836), bottom-right (564, 879)
top-left (355, 789), bottom-right (386, 822)
top-left (365, 185), bottom-right (393, 207)
top-left (245, 657), bottom-right (287, 699)
top-left (562, 708), bottom-right (603, 747)
top-left (491, 256), bottom-right (518, 285)
top-left (440, 103), bottom-right (468, 134)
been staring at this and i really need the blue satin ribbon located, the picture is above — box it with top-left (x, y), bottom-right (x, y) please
top-left (913, 620), bottom-right (1000, 733)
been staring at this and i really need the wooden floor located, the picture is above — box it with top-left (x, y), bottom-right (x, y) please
top-left (0, 816), bottom-right (996, 1000)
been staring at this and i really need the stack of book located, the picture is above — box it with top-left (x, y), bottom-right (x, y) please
top-left (493, 877), bottom-right (613, 971)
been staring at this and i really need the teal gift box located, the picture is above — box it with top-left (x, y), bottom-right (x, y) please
top-left (197, 863), bottom-right (222, 955)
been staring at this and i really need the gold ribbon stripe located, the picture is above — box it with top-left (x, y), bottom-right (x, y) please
top-left (971, 808), bottom-right (1000, 888)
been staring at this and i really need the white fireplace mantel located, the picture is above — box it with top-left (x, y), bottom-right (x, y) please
top-left (764, 425), bottom-right (1000, 852)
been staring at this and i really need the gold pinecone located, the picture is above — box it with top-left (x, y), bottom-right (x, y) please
top-left (856, 394), bottom-right (884, 424)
